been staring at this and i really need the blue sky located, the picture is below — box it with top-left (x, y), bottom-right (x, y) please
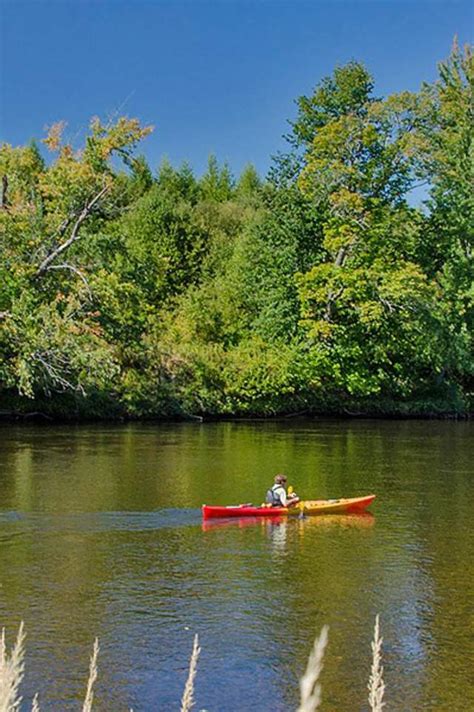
top-left (1, 1), bottom-right (472, 178)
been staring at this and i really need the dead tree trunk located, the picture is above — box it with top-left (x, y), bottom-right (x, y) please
top-left (35, 185), bottom-right (109, 278)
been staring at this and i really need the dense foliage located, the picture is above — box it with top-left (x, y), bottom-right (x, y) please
top-left (1, 45), bottom-right (472, 418)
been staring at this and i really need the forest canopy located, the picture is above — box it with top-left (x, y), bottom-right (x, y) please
top-left (1, 44), bottom-right (472, 419)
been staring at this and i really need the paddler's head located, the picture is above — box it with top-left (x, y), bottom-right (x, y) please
top-left (275, 474), bottom-right (287, 485)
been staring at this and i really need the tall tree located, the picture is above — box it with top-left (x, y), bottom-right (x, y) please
top-left (0, 117), bottom-right (152, 400)
top-left (416, 42), bottom-right (473, 395)
top-left (290, 63), bottom-right (445, 400)
top-left (199, 155), bottom-right (235, 202)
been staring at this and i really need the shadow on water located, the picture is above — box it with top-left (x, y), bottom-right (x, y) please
top-left (0, 508), bottom-right (202, 534)
top-left (0, 508), bottom-right (374, 538)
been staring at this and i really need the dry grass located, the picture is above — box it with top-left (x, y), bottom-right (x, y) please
top-left (82, 638), bottom-right (99, 712)
top-left (0, 622), bottom-right (26, 712)
top-left (368, 614), bottom-right (385, 711)
top-left (0, 617), bottom-right (385, 710)
top-left (180, 634), bottom-right (201, 712)
top-left (297, 625), bottom-right (329, 712)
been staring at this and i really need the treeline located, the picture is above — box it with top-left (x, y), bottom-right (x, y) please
top-left (0, 44), bottom-right (472, 419)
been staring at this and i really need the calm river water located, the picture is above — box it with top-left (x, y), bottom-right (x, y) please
top-left (0, 420), bottom-right (472, 711)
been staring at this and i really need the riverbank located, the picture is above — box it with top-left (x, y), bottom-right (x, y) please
top-left (0, 391), bottom-right (471, 423)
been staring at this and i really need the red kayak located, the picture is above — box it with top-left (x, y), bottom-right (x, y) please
top-left (202, 495), bottom-right (376, 519)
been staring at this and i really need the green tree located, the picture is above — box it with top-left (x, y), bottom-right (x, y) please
top-left (0, 117), bottom-right (152, 402)
top-left (416, 42), bottom-right (473, 400)
top-left (289, 63), bottom-right (448, 402)
top-left (236, 163), bottom-right (261, 200)
top-left (290, 61), bottom-right (375, 147)
top-left (199, 155), bottom-right (235, 202)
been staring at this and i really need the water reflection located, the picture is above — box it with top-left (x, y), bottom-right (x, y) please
top-left (202, 512), bottom-right (375, 534)
top-left (202, 515), bottom-right (285, 531)
top-left (266, 519), bottom-right (288, 555)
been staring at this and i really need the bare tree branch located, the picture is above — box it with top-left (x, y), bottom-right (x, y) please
top-left (325, 286), bottom-right (345, 321)
top-left (334, 247), bottom-right (348, 268)
top-left (32, 351), bottom-right (86, 396)
top-left (46, 263), bottom-right (93, 299)
top-left (35, 185), bottom-right (109, 277)
top-left (324, 246), bottom-right (350, 321)
top-left (1, 175), bottom-right (8, 209)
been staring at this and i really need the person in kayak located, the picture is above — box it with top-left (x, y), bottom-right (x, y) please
top-left (266, 474), bottom-right (300, 508)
